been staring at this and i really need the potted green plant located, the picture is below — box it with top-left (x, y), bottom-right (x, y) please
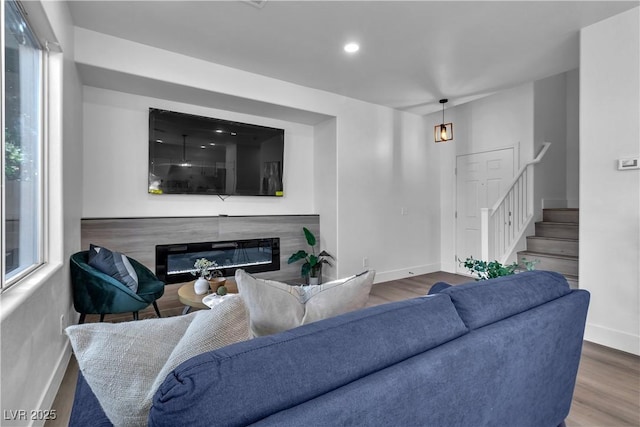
top-left (460, 256), bottom-right (538, 281)
top-left (288, 227), bottom-right (334, 285)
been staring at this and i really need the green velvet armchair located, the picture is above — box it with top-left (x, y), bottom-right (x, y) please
top-left (70, 251), bottom-right (165, 323)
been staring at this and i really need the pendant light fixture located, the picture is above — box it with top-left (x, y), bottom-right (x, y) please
top-left (434, 99), bottom-right (453, 143)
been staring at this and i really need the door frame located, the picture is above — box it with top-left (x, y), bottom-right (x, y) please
top-left (454, 145), bottom-right (516, 274)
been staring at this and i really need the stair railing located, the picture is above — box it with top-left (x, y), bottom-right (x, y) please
top-left (480, 142), bottom-right (551, 263)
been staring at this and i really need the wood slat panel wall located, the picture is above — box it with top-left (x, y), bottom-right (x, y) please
top-left (81, 215), bottom-right (320, 282)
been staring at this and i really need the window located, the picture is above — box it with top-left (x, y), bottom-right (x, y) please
top-left (2, 0), bottom-right (45, 289)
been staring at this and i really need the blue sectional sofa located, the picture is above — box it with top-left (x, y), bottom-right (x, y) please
top-left (70, 270), bottom-right (589, 426)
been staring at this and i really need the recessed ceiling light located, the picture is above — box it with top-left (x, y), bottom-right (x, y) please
top-left (231, 132), bottom-right (237, 136)
top-left (215, 129), bottom-right (223, 133)
top-left (344, 42), bottom-right (360, 53)
top-left (209, 142), bottom-right (216, 146)
top-left (155, 139), bottom-right (163, 143)
top-left (200, 145), bottom-right (206, 149)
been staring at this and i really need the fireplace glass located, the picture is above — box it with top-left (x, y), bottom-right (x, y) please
top-left (156, 238), bottom-right (280, 284)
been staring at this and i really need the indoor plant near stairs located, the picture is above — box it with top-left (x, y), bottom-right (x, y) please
top-left (460, 256), bottom-right (538, 281)
top-left (288, 227), bottom-right (334, 285)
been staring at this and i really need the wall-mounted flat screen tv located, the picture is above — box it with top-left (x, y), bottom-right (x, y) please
top-left (148, 108), bottom-right (284, 196)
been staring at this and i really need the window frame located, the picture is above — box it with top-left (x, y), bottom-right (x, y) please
top-left (1, 0), bottom-right (48, 291)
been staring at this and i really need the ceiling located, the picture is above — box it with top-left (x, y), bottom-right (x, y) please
top-left (67, 0), bottom-right (639, 115)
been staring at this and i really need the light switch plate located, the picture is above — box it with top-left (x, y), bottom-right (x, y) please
top-left (618, 157), bottom-right (639, 170)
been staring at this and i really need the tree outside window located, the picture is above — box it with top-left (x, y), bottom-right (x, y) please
top-left (3, 0), bottom-right (44, 287)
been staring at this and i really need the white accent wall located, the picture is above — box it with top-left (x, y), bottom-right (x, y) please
top-left (565, 69), bottom-right (580, 208)
top-left (533, 73), bottom-right (568, 212)
top-left (314, 118), bottom-right (338, 280)
top-left (580, 7), bottom-right (640, 355)
top-left (82, 87), bottom-right (316, 217)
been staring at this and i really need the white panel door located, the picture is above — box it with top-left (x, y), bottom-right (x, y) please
top-left (455, 148), bottom-right (514, 273)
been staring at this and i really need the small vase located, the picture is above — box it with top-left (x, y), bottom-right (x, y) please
top-left (308, 277), bottom-right (320, 286)
top-left (194, 277), bottom-right (210, 295)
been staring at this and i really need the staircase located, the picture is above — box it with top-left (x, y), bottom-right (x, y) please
top-left (517, 208), bottom-right (579, 288)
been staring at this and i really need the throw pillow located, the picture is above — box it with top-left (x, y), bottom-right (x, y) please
top-left (236, 269), bottom-right (375, 337)
top-left (87, 244), bottom-right (139, 293)
top-left (66, 294), bottom-right (251, 427)
top-left (428, 281), bottom-right (452, 295)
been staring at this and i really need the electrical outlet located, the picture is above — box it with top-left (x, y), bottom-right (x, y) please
top-left (362, 257), bottom-right (369, 268)
top-left (60, 314), bottom-right (65, 335)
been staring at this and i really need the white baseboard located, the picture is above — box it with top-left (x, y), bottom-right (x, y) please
top-left (439, 262), bottom-right (457, 274)
top-left (584, 323), bottom-right (640, 356)
top-left (31, 341), bottom-right (72, 427)
top-left (373, 263), bottom-right (440, 284)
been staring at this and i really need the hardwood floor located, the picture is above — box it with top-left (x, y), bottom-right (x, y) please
top-left (47, 272), bottom-right (640, 426)
top-left (567, 342), bottom-right (640, 427)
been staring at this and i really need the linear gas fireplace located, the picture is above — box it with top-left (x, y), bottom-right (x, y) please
top-left (156, 237), bottom-right (280, 284)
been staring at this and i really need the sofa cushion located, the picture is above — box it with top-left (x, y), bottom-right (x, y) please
top-left (148, 293), bottom-right (468, 427)
top-left (66, 294), bottom-right (250, 427)
top-left (439, 270), bottom-right (571, 330)
top-left (69, 373), bottom-right (113, 427)
top-left (87, 244), bottom-right (139, 293)
top-left (236, 269), bottom-right (375, 336)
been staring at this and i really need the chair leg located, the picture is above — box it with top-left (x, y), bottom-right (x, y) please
top-left (153, 301), bottom-right (162, 318)
top-left (133, 311), bottom-right (139, 321)
top-left (99, 313), bottom-right (105, 322)
top-left (79, 313), bottom-right (86, 324)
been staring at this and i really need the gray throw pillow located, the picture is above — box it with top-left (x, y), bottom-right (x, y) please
top-left (87, 244), bottom-right (139, 293)
top-left (236, 269), bottom-right (375, 337)
top-left (66, 294), bottom-right (251, 427)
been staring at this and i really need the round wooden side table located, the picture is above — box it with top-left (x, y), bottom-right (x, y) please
top-left (178, 279), bottom-right (238, 314)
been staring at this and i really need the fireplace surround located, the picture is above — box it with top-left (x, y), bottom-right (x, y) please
top-left (81, 215), bottom-right (320, 284)
top-left (156, 237), bottom-right (280, 284)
